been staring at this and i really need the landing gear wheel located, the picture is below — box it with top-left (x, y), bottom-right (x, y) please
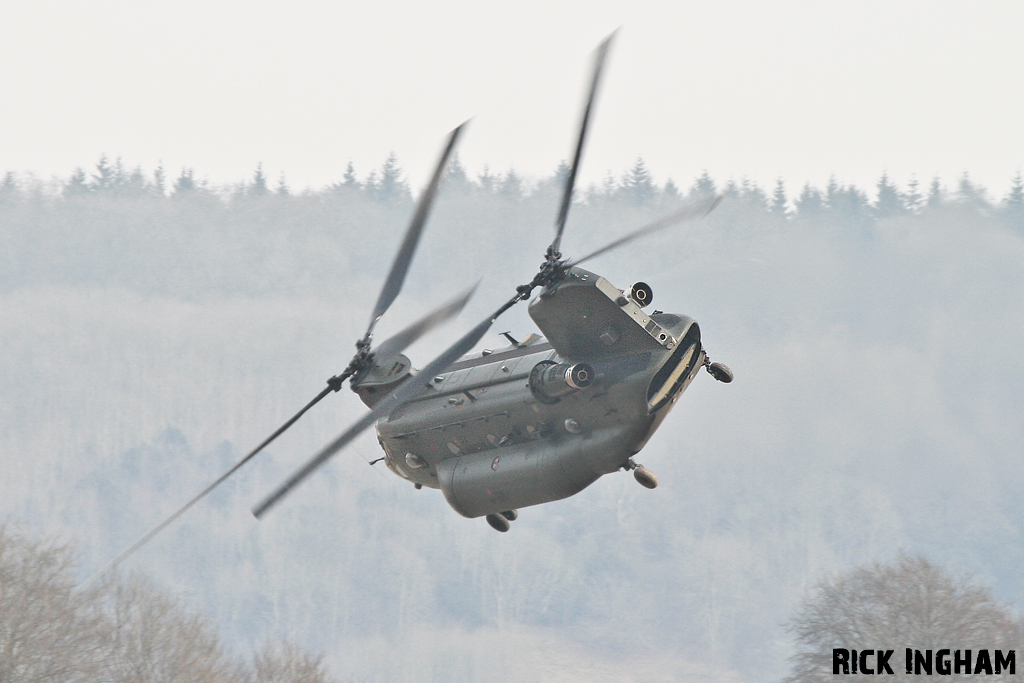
top-left (633, 466), bottom-right (659, 489)
top-left (500, 509), bottom-right (518, 521)
top-left (486, 513), bottom-right (511, 532)
top-left (707, 361), bottom-right (733, 383)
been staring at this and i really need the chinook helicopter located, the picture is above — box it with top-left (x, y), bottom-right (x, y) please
top-left (92, 35), bottom-right (731, 579)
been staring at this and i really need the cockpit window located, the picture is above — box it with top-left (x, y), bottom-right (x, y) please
top-left (647, 323), bottom-right (701, 412)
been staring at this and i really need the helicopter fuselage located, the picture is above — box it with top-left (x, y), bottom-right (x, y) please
top-left (359, 267), bottom-right (706, 518)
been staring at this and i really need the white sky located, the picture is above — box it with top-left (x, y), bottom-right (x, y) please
top-left (2, 0), bottom-right (1023, 198)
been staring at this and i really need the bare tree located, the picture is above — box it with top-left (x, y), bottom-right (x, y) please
top-left (238, 640), bottom-right (337, 683)
top-left (0, 524), bottom-right (107, 683)
top-left (1, 524), bottom-right (346, 683)
top-left (786, 555), bottom-right (1023, 683)
top-left (100, 575), bottom-right (234, 683)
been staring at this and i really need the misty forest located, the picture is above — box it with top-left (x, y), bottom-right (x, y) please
top-left (1, 155), bottom-right (1023, 682)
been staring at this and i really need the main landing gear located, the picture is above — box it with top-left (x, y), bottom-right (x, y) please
top-left (486, 509), bottom-right (518, 532)
top-left (623, 457), bottom-right (658, 489)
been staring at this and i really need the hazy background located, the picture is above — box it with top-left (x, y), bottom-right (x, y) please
top-left (2, 1), bottom-right (1023, 680)
top-left (2, 1), bottom-right (1023, 195)
top-left (1, 162), bottom-right (1022, 682)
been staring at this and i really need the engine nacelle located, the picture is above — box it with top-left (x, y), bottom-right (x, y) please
top-left (529, 360), bottom-right (594, 404)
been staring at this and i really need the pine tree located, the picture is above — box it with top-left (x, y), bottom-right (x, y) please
top-left (825, 176), bottom-right (840, 211)
top-left (795, 183), bottom-right (823, 216)
top-left (376, 153), bottom-right (406, 203)
top-left (0, 171), bottom-right (18, 203)
top-left (770, 178), bottom-right (788, 217)
top-left (957, 172), bottom-right (987, 210)
top-left (927, 177), bottom-right (944, 209)
top-left (663, 178), bottom-right (680, 201)
top-left (831, 184), bottom-right (870, 221)
top-left (537, 161), bottom-right (571, 200)
top-left (601, 171), bottom-right (618, 199)
top-left (1003, 171), bottom-right (1023, 231)
top-left (123, 165), bottom-right (147, 196)
top-left (1006, 171), bottom-right (1024, 208)
top-left (276, 172), bottom-right (290, 196)
top-left (477, 165), bottom-right (495, 193)
top-left (112, 156), bottom-right (128, 190)
top-left (173, 168), bottom-right (196, 195)
top-left (363, 170), bottom-right (378, 199)
top-left (65, 167), bottom-right (90, 196)
top-left (445, 152), bottom-right (470, 192)
top-left (873, 172), bottom-right (906, 218)
top-left (903, 175), bottom-right (922, 213)
top-left (690, 170), bottom-right (716, 198)
top-left (153, 163), bottom-right (167, 197)
top-left (91, 154), bottom-right (115, 192)
top-left (499, 168), bottom-right (522, 199)
top-left (621, 157), bottom-right (654, 205)
top-left (342, 161), bottom-right (358, 187)
top-left (250, 163), bottom-right (268, 196)
top-left (738, 178), bottom-right (768, 209)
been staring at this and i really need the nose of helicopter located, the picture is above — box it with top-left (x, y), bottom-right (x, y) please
top-left (646, 314), bottom-right (703, 413)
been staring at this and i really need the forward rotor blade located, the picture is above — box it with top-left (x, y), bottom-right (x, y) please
top-left (572, 194), bottom-right (722, 267)
top-left (550, 32), bottom-right (615, 257)
top-left (370, 283), bottom-right (477, 363)
top-left (80, 384), bottom-right (337, 587)
top-left (254, 309), bottom-right (502, 519)
top-left (82, 285), bottom-right (479, 583)
top-left (366, 122), bottom-right (468, 338)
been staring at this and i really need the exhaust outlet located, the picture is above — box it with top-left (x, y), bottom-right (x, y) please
top-left (529, 360), bottom-right (595, 403)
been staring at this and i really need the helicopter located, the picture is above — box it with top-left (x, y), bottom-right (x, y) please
top-left (91, 34), bottom-right (732, 580)
top-left (351, 262), bottom-right (733, 533)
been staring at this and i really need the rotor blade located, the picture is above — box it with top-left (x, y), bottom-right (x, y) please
top-left (80, 383), bottom-right (338, 587)
top-left (549, 31), bottom-right (615, 257)
top-left (571, 194), bottom-right (722, 267)
top-left (82, 285), bottom-right (478, 583)
top-left (370, 283), bottom-right (477, 363)
top-left (366, 122), bottom-right (468, 338)
top-left (254, 308), bottom-right (504, 519)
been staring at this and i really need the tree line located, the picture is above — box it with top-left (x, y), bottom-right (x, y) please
top-left (2, 154), bottom-right (1022, 228)
top-left (5, 520), bottom-right (1021, 683)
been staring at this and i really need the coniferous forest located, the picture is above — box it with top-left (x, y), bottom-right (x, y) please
top-left (2, 157), bottom-right (1022, 298)
top-left (2, 155), bottom-right (1023, 682)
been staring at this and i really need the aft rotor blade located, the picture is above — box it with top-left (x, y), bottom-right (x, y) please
top-left (549, 32), bottom-right (615, 257)
top-left (254, 309), bottom-right (503, 519)
top-left (572, 194), bottom-right (722, 267)
top-left (371, 283), bottom-right (477, 363)
top-left (80, 383), bottom-right (338, 587)
top-left (366, 122), bottom-right (468, 338)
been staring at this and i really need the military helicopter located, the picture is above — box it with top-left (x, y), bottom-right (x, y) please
top-left (92, 34), bottom-right (731, 580)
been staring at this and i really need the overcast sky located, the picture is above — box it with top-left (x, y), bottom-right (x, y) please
top-left (3, 0), bottom-right (1022, 197)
